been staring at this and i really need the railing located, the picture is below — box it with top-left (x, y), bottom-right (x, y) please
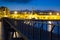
top-left (2, 17), bottom-right (60, 40)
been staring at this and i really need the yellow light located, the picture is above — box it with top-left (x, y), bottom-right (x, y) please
top-left (35, 17), bottom-right (38, 19)
top-left (14, 11), bottom-right (17, 14)
top-left (29, 14), bottom-right (33, 19)
top-left (57, 12), bottom-right (59, 15)
top-left (49, 12), bottom-right (52, 15)
top-left (4, 15), bottom-right (8, 17)
top-left (24, 12), bottom-right (27, 14)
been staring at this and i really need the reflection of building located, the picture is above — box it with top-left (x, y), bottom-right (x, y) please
top-left (0, 6), bottom-right (10, 15)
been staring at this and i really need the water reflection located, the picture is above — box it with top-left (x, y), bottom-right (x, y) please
top-left (24, 21), bottom-right (60, 34)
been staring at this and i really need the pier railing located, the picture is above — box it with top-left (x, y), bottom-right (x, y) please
top-left (2, 17), bottom-right (60, 40)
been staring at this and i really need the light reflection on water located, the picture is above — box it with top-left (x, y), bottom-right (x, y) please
top-left (24, 21), bottom-right (60, 34)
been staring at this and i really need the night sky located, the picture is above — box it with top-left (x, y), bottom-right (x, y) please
top-left (0, 0), bottom-right (60, 11)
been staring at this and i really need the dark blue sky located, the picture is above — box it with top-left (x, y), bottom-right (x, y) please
top-left (0, 0), bottom-right (60, 11)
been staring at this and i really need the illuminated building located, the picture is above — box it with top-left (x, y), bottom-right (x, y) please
top-left (0, 6), bottom-right (10, 15)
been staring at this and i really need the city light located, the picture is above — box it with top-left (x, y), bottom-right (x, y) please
top-left (0, 6), bottom-right (60, 40)
top-left (4, 15), bottom-right (8, 17)
top-left (57, 12), bottom-right (59, 15)
top-left (49, 12), bottom-right (52, 15)
top-left (29, 14), bottom-right (33, 19)
top-left (24, 12), bottom-right (27, 14)
top-left (14, 11), bottom-right (18, 14)
top-left (0, 7), bottom-right (60, 20)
